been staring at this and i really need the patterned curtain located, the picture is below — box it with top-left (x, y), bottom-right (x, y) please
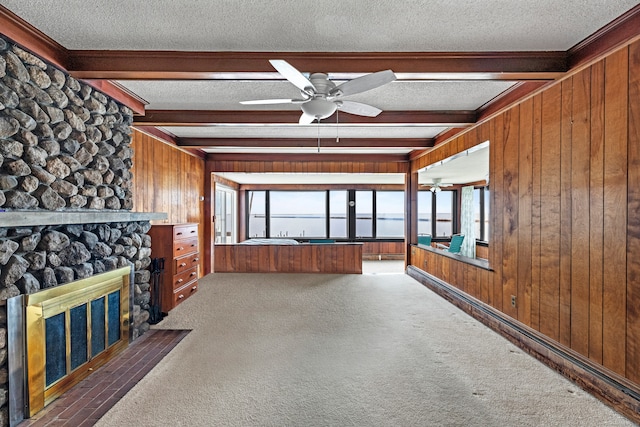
top-left (460, 186), bottom-right (476, 258)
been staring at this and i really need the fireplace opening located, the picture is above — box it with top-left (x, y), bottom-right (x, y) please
top-left (19, 266), bottom-right (131, 417)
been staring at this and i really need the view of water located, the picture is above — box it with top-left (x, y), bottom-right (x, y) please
top-left (248, 214), bottom-right (455, 239)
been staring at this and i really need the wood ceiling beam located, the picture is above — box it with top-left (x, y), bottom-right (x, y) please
top-left (134, 110), bottom-right (477, 126)
top-left (207, 153), bottom-right (410, 163)
top-left (67, 51), bottom-right (567, 80)
top-left (178, 138), bottom-right (433, 149)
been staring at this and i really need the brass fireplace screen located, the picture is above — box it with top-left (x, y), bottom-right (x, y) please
top-left (25, 266), bottom-right (131, 416)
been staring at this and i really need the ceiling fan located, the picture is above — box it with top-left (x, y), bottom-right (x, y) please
top-left (423, 178), bottom-right (454, 193)
top-left (240, 59), bottom-right (396, 124)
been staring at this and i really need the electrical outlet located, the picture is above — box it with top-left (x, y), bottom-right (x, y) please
top-left (511, 295), bottom-right (517, 307)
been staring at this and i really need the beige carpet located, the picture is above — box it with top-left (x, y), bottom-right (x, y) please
top-left (96, 265), bottom-right (633, 426)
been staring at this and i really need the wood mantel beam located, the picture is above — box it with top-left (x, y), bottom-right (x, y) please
top-left (134, 110), bottom-right (477, 126)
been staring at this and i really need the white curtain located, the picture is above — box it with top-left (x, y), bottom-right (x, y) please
top-left (460, 186), bottom-right (476, 258)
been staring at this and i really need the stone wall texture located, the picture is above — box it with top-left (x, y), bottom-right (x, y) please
top-left (0, 36), bottom-right (150, 425)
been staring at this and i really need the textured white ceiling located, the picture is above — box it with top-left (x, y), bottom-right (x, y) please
top-left (4, 1), bottom-right (637, 184)
top-left (3, 1), bottom-right (638, 51)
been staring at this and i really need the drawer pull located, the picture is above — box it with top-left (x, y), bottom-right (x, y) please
top-left (190, 272), bottom-right (196, 277)
top-left (178, 294), bottom-right (185, 299)
top-left (177, 246), bottom-right (184, 251)
top-left (177, 279), bottom-right (183, 283)
top-left (180, 263), bottom-right (187, 267)
top-left (193, 258), bottom-right (199, 262)
top-left (176, 232), bottom-right (183, 235)
top-left (190, 230), bottom-right (196, 234)
top-left (192, 286), bottom-right (197, 291)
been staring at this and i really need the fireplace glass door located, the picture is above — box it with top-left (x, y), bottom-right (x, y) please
top-left (44, 290), bottom-right (121, 388)
top-left (25, 267), bottom-right (130, 416)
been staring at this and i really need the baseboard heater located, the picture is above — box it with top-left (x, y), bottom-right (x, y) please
top-left (406, 265), bottom-right (640, 424)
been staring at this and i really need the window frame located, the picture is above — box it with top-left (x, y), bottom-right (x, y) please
top-left (244, 189), bottom-right (405, 241)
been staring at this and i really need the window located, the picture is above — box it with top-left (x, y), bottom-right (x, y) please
top-left (473, 188), bottom-right (482, 239)
top-left (247, 191), bottom-right (266, 238)
top-left (435, 191), bottom-right (453, 237)
top-left (417, 191), bottom-right (432, 236)
top-left (417, 189), bottom-right (454, 238)
top-left (215, 184), bottom-right (236, 243)
top-left (355, 191), bottom-right (373, 237)
top-left (484, 187), bottom-right (490, 240)
top-left (330, 191), bottom-right (347, 238)
top-left (244, 189), bottom-right (405, 241)
top-left (269, 191), bottom-right (326, 238)
top-left (376, 191), bottom-right (404, 238)
top-left (472, 186), bottom-right (490, 242)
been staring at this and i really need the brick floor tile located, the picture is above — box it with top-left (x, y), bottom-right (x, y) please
top-left (17, 330), bottom-right (189, 427)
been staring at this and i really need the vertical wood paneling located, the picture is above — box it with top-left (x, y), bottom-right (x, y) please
top-left (410, 39), bottom-right (639, 391)
top-left (539, 83), bottom-right (562, 341)
top-left (491, 114), bottom-right (504, 311)
top-left (570, 67), bottom-right (592, 356)
top-left (589, 60), bottom-right (605, 364)
top-left (131, 130), bottom-right (206, 275)
top-left (559, 79), bottom-right (573, 347)
top-left (602, 48), bottom-right (628, 376)
top-left (531, 94), bottom-right (543, 331)
top-left (626, 39), bottom-right (640, 383)
top-left (518, 98), bottom-right (533, 325)
top-left (502, 108), bottom-right (519, 319)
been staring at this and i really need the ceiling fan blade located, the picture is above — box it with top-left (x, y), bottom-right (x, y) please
top-left (270, 59), bottom-right (316, 93)
top-left (338, 100), bottom-right (382, 117)
top-left (299, 112), bottom-right (315, 125)
top-left (240, 98), bottom-right (297, 105)
top-left (329, 69), bottom-right (396, 98)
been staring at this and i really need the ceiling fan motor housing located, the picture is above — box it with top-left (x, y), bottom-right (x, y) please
top-left (308, 73), bottom-right (336, 95)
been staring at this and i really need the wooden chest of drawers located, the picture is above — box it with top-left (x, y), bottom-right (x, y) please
top-left (148, 223), bottom-right (199, 313)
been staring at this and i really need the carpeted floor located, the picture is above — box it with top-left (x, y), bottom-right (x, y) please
top-left (96, 266), bottom-right (633, 426)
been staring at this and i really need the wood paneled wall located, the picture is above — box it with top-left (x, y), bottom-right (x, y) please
top-left (362, 241), bottom-right (404, 259)
top-left (130, 129), bottom-right (206, 273)
top-left (410, 39), bottom-right (640, 386)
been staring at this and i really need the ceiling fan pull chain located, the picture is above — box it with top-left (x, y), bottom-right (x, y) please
top-left (317, 118), bottom-right (321, 153)
top-left (336, 109), bottom-right (340, 143)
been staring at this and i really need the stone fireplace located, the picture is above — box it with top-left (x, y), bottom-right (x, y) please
top-left (0, 35), bottom-right (164, 424)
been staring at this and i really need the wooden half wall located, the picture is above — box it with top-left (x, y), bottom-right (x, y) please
top-left (214, 243), bottom-right (363, 274)
top-left (130, 129), bottom-right (206, 273)
top-left (409, 39), bottom-right (640, 420)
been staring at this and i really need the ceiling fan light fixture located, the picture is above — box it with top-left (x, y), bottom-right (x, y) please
top-left (300, 98), bottom-right (337, 120)
top-left (241, 60), bottom-right (395, 122)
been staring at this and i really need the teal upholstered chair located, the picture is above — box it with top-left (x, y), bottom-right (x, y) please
top-left (417, 235), bottom-right (432, 247)
top-left (436, 234), bottom-right (464, 254)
